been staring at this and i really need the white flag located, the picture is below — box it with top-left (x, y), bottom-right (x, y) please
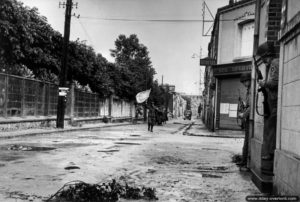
top-left (136, 89), bottom-right (151, 103)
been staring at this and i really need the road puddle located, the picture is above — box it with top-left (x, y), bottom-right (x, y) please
top-left (197, 165), bottom-right (228, 171)
top-left (114, 142), bottom-right (141, 145)
top-left (0, 154), bottom-right (24, 161)
top-left (97, 149), bottom-right (120, 153)
top-left (153, 156), bottom-right (191, 165)
top-left (7, 145), bottom-right (56, 151)
top-left (202, 173), bottom-right (222, 178)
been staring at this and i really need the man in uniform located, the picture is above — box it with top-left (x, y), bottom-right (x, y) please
top-left (237, 73), bottom-right (251, 169)
top-left (256, 42), bottom-right (279, 168)
top-left (147, 102), bottom-right (156, 132)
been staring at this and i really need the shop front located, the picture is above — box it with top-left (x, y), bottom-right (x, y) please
top-left (213, 61), bottom-right (252, 130)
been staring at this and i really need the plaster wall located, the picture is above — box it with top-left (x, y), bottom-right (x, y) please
top-left (218, 3), bottom-right (255, 64)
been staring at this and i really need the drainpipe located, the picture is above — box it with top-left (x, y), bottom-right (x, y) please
top-left (213, 78), bottom-right (218, 131)
top-left (249, 0), bottom-right (261, 166)
top-left (250, 0), bottom-right (261, 132)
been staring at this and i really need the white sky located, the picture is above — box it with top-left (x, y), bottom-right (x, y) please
top-left (21, 0), bottom-right (227, 95)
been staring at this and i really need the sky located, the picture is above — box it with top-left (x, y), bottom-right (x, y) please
top-left (21, 0), bottom-right (227, 95)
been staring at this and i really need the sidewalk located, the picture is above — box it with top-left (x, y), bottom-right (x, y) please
top-left (0, 121), bottom-right (137, 139)
top-left (183, 118), bottom-right (245, 138)
top-left (0, 117), bottom-right (189, 139)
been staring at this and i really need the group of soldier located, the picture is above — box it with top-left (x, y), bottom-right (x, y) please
top-left (147, 102), bottom-right (168, 132)
top-left (237, 42), bottom-right (278, 175)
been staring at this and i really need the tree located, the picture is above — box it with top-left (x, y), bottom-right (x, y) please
top-left (68, 40), bottom-right (115, 97)
top-left (148, 80), bottom-right (165, 106)
top-left (0, 0), bottom-right (61, 81)
top-left (110, 34), bottom-right (156, 100)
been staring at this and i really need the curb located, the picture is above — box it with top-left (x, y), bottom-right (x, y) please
top-left (0, 122), bottom-right (138, 139)
top-left (183, 122), bottom-right (244, 139)
top-left (183, 132), bottom-right (244, 138)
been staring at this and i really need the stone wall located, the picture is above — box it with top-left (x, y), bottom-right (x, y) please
top-left (274, 1), bottom-right (300, 194)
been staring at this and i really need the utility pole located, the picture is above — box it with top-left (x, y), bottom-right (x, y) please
top-left (56, 0), bottom-right (76, 128)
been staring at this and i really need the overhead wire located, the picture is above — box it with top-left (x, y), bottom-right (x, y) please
top-left (79, 16), bottom-right (252, 22)
top-left (78, 18), bottom-right (95, 46)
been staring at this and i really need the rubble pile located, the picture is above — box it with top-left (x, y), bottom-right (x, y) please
top-left (47, 179), bottom-right (158, 202)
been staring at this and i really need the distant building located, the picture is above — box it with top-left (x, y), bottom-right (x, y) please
top-left (182, 95), bottom-right (202, 117)
top-left (172, 93), bottom-right (187, 118)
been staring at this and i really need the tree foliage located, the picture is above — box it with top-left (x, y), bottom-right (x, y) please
top-left (0, 0), bottom-right (61, 81)
top-left (110, 34), bottom-right (156, 100)
top-left (0, 1), bottom-right (166, 103)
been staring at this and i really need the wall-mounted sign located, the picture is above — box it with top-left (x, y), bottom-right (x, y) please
top-left (58, 87), bottom-right (69, 96)
top-left (169, 85), bottom-right (175, 93)
top-left (161, 84), bottom-right (175, 93)
top-left (200, 57), bottom-right (217, 66)
top-left (234, 11), bottom-right (255, 21)
top-left (213, 61), bottom-right (252, 76)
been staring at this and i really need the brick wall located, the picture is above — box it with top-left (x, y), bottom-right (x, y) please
top-left (266, 0), bottom-right (283, 55)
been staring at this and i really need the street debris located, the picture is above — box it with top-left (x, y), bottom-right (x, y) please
top-left (8, 145), bottom-right (32, 151)
top-left (46, 179), bottom-right (158, 202)
top-left (64, 166), bottom-right (80, 170)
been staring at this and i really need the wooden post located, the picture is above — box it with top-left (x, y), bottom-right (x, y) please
top-left (56, 0), bottom-right (73, 128)
top-left (21, 78), bottom-right (25, 117)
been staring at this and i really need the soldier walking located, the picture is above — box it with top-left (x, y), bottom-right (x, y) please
top-left (147, 102), bottom-right (156, 132)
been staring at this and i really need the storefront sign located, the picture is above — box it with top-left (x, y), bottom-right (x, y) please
top-left (58, 87), bottom-right (69, 96)
top-left (213, 62), bottom-right (252, 76)
top-left (234, 11), bottom-right (255, 21)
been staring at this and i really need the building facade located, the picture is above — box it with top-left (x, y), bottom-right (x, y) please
top-left (249, 0), bottom-right (283, 193)
top-left (172, 93), bottom-right (187, 118)
top-left (273, 0), bottom-right (300, 195)
top-left (202, 0), bottom-right (255, 131)
top-left (203, 0), bottom-right (300, 196)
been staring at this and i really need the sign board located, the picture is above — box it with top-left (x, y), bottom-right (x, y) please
top-left (213, 61), bottom-right (252, 76)
top-left (169, 85), bottom-right (175, 93)
top-left (58, 87), bottom-right (69, 96)
top-left (161, 84), bottom-right (175, 92)
top-left (200, 57), bottom-right (216, 66)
